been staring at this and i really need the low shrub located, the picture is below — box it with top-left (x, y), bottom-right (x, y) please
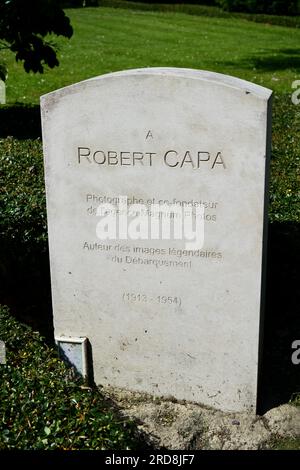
top-left (216, 0), bottom-right (298, 15)
top-left (0, 305), bottom-right (142, 449)
top-left (122, 0), bottom-right (217, 4)
top-left (0, 136), bottom-right (46, 252)
top-left (269, 94), bottom-right (300, 223)
top-left (99, 1), bottom-right (300, 27)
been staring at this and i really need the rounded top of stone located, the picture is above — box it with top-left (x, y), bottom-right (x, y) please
top-left (41, 67), bottom-right (272, 104)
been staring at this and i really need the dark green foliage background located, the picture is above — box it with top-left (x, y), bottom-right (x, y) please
top-left (99, 1), bottom-right (300, 28)
top-left (216, 0), bottom-right (298, 15)
top-left (101, 0), bottom-right (299, 15)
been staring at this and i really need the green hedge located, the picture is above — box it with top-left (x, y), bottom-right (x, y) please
top-left (0, 137), bottom-right (47, 252)
top-left (269, 94), bottom-right (300, 223)
top-left (118, 0), bottom-right (217, 4)
top-left (99, 0), bottom-right (229, 17)
top-left (216, 0), bottom-right (298, 15)
top-left (99, 1), bottom-right (300, 27)
top-left (0, 305), bottom-right (142, 449)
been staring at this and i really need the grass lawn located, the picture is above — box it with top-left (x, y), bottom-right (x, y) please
top-left (1, 6), bottom-right (300, 103)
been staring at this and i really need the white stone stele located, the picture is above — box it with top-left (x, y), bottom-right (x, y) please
top-left (0, 80), bottom-right (5, 104)
top-left (41, 68), bottom-right (272, 412)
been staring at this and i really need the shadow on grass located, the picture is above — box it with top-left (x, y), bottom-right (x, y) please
top-left (0, 104), bottom-right (41, 139)
top-left (254, 55), bottom-right (300, 72)
top-left (223, 48), bottom-right (300, 72)
top-left (258, 221), bottom-right (300, 414)
top-left (0, 221), bottom-right (299, 414)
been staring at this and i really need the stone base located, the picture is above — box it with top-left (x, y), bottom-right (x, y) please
top-left (100, 384), bottom-right (300, 450)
